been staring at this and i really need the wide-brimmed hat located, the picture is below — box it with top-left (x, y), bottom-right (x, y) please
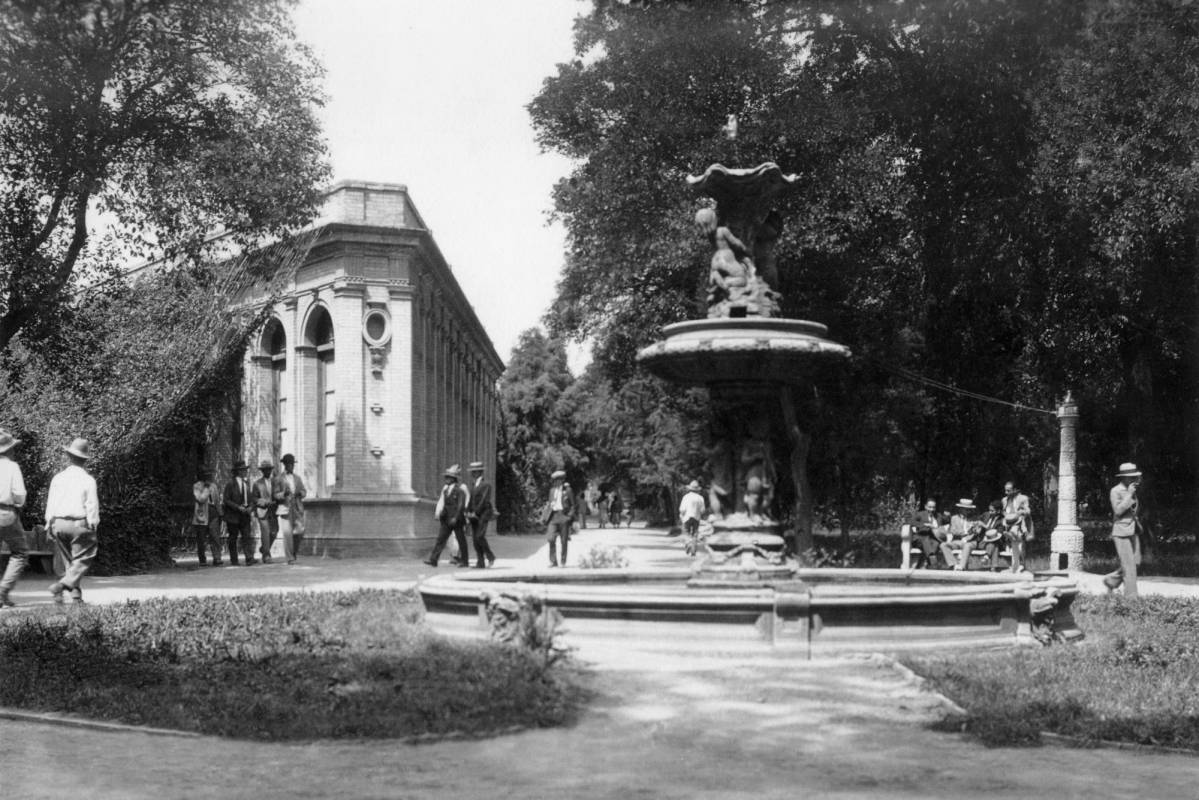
top-left (232, 460), bottom-right (248, 472)
top-left (469, 461), bottom-right (484, 472)
top-left (982, 529), bottom-right (1003, 543)
top-left (1116, 462), bottom-right (1142, 477)
top-left (955, 498), bottom-right (976, 510)
top-left (258, 459), bottom-right (274, 471)
top-left (0, 430), bottom-right (20, 454)
top-left (280, 453), bottom-right (296, 464)
top-left (550, 469), bottom-right (566, 480)
top-left (687, 480), bottom-right (702, 491)
top-left (443, 464), bottom-right (460, 479)
top-left (63, 438), bottom-right (93, 460)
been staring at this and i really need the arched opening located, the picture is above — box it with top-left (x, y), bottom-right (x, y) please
top-left (306, 305), bottom-right (336, 494)
top-left (261, 318), bottom-right (288, 459)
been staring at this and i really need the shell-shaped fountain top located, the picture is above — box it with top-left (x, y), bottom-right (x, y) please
top-left (686, 162), bottom-right (799, 199)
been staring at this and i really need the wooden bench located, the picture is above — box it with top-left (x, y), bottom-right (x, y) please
top-left (900, 524), bottom-right (1011, 570)
top-left (0, 524), bottom-right (58, 575)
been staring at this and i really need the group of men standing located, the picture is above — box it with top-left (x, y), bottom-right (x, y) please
top-left (191, 453), bottom-right (307, 566)
top-left (424, 461), bottom-right (497, 568)
top-left (0, 431), bottom-right (100, 606)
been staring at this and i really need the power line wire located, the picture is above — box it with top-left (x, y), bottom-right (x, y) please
top-left (862, 356), bottom-right (1057, 415)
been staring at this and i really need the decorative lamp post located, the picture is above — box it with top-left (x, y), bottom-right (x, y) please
top-left (1049, 392), bottom-right (1084, 571)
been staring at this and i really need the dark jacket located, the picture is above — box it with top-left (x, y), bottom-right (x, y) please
top-left (223, 476), bottom-right (253, 525)
top-left (468, 479), bottom-right (495, 525)
top-left (437, 482), bottom-right (468, 526)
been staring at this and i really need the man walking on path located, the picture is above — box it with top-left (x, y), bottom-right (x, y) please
top-left (0, 430), bottom-right (27, 607)
top-left (425, 464), bottom-right (469, 567)
top-left (1104, 462), bottom-right (1142, 598)
top-left (45, 438), bottom-right (100, 604)
top-left (466, 461), bottom-right (496, 568)
top-left (273, 454), bottom-right (307, 564)
top-left (223, 460), bottom-right (256, 566)
top-left (679, 479), bottom-right (705, 556)
top-left (192, 467), bottom-right (222, 566)
top-left (252, 460), bottom-right (278, 563)
top-left (544, 470), bottom-right (575, 568)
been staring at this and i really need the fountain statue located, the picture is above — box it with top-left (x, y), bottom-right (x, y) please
top-left (636, 162), bottom-right (850, 570)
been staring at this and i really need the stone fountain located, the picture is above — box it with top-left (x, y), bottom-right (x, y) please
top-left (419, 163), bottom-right (1082, 658)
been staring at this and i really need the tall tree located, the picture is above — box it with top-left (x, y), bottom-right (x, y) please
top-left (0, 0), bottom-right (329, 350)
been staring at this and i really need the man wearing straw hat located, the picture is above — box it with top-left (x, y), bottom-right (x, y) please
top-left (679, 479), bottom-right (706, 556)
top-left (273, 453), bottom-right (307, 564)
top-left (45, 438), bottom-right (100, 604)
top-left (424, 464), bottom-right (470, 567)
top-left (0, 430), bottom-right (28, 607)
top-left (947, 498), bottom-right (984, 571)
top-left (466, 461), bottom-right (496, 569)
top-left (252, 459), bottom-right (278, 563)
top-left (1104, 462), bottom-right (1143, 598)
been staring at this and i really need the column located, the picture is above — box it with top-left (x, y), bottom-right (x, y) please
top-left (1050, 392), bottom-right (1084, 571)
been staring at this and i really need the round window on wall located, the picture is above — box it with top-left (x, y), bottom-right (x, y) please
top-left (362, 308), bottom-right (391, 347)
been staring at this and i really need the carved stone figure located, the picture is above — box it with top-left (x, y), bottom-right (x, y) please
top-left (695, 207), bottom-right (779, 318)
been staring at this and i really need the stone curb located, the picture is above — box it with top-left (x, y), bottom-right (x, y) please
top-left (883, 655), bottom-right (968, 716)
top-left (0, 707), bottom-right (201, 737)
top-left (1040, 731), bottom-right (1199, 757)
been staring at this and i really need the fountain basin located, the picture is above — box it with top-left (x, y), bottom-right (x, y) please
top-left (635, 318), bottom-right (850, 386)
top-left (419, 568), bottom-right (1082, 658)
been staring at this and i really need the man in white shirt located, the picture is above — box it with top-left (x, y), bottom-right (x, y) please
top-left (45, 437), bottom-right (100, 604)
top-left (678, 479), bottom-right (706, 556)
top-left (543, 470), bottom-right (575, 568)
top-left (0, 430), bottom-right (28, 607)
top-left (424, 464), bottom-right (470, 567)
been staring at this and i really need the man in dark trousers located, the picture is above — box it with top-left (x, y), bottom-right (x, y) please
top-left (908, 498), bottom-right (953, 568)
top-left (424, 464), bottom-right (470, 567)
top-left (466, 460), bottom-right (496, 568)
top-left (544, 470), bottom-right (575, 567)
top-left (222, 460), bottom-right (256, 566)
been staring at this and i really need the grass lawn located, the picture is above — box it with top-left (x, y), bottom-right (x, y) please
top-left (0, 589), bottom-right (585, 740)
top-left (905, 594), bottom-right (1199, 749)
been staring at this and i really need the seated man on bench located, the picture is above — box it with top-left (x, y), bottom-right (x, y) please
top-left (947, 498), bottom-right (986, 570)
top-left (907, 498), bottom-right (953, 568)
top-left (979, 500), bottom-right (1007, 571)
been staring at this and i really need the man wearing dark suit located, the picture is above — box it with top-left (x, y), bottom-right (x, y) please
top-left (424, 464), bottom-right (470, 567)
top-left (222, 460), bottom-right (256, 566)
top-left (908, 498), bottom-right (952, 568)
top-left (543, 470), bottom-right (575, 567)
top-left (251, 460), bottom-right (278, 563)
top-left (466, 460), bottom-right (496, 568)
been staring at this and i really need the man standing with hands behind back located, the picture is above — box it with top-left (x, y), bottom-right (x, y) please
top-left (1104, 462), bottom-right (1143, 598)
top-left (45, 438), bottom-right (100, 604)
top-left (466, 461), bottom-right (496, 569)
top-left (0, 430), bottom-right (27, 607)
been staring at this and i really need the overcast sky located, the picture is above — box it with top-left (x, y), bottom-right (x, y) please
top-left (294, 0), bottom-right (586, 365)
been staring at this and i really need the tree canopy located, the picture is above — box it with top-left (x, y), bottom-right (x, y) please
top-left (0, 0), bottom-right (329, 350)
top-left (528, 0), bottom-right (1199, 527)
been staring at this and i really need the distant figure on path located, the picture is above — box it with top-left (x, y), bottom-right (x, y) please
top-left (679, 479), bottom-right (705, 556)
top-left (596, 489), bottom-right (609, 528)
top-left (1104, 462), bottom-right (1142, 598)
top-left (608, 491), bottom-right (623, 528)
top-left (192, 466), bottom-right (222, 566)
top-left (424, 464), bottom-right (469, 568)
top-left (252, 459), bottom-right (278, 563)
top-left (1002, 481), bottom-right (1034, 573)
top-left (544, 470), bottom-right (575, 567)
top-left (0, 430), bottom-right (27, 608)
top-left (466, 461), bottom-right (496, 569)
top-left (45, 438), bottom-right (100, 604)
top-left (222, 460), bottom-right (256, 566)
top-left (273, 454), bottom-right (307, 564)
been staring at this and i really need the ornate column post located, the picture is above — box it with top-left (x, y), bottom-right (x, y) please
top-left (1049, 392), bottom-right (1084, 571)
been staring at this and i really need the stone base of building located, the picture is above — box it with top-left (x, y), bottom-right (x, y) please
top-left (292, 496), bottom-right (493, 559)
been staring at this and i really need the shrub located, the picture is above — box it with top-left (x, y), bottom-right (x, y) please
top-left (576, 543), bottom-right (630, 569)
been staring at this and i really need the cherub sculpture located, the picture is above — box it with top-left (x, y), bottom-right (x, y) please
top-left (695, 207), bottom-right (779, 318)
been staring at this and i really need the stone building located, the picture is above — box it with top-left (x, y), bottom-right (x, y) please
top-left (233, 181), bottom-right (503, 557)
